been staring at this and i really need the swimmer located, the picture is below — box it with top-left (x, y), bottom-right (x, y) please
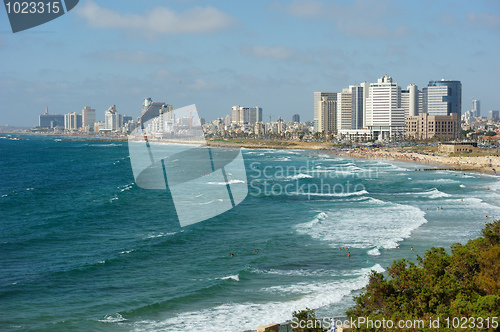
top-left (348, 252), bottom-right (350, 258)
top-left (411, 247), bottom-right (414, 250)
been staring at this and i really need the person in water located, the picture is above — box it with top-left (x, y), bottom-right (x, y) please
top-left (348, 252), bottom-right (350, 258)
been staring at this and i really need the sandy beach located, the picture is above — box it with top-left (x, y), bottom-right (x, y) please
top-left (207, 139), bottom-right (500, 175)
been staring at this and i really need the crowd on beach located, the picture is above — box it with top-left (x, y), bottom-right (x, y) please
top-left (341, 148), bottom-right (500, 175)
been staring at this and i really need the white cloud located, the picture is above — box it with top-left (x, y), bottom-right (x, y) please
top-left (275, 0), bottom-right (409, 38)
top-left (241, 45), bottom-right (293, 59)
top-left (186, 78), bottom-right (220, 90)
top-left (467, 12), bottom-right (500, 29)
top-left (87, 50), bottom-right (163, 64)
top-left (75, 0), bottom-right (235, 34)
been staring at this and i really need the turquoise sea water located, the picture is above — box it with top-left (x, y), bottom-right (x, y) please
top-left (1, 136), bottom-right (500, 331)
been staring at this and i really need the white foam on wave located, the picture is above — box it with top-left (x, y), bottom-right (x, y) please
top-left (295, 190), bottom-right (369, 198)
top-left (296, 200), bottom-right (427, 249)
top-left (207, 179), bottom-right (245, 185)
top-left (460, 184), bottom-right (466, 188)
top-left (367, 248), bottom-right (381, 256)
top-left (489, 180), bottom-right (500, 191)
top-left (406, 188), bottom-right (451, 198)
top-left (199, 199), bottom-right (225, 205)
top-left (217, 274), bottom-right (239, 282)
top-left (415, 179), bottom-right (461, 184)
top-left (99, 313), bottom-right (127, 323)
top-left (130, 264), bottom-right (384, 332)
top-left (286, 173), bottom-right (313, 180)
top-left (145, 232), bottom-right (178, 239)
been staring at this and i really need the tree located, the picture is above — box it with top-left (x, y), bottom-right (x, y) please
top-left (291, 308), bottom-right (323, 332)
top-left (345, 220), bottom-right (500, 331)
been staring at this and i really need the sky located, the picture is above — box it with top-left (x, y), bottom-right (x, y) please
top-left (1, 0), bottom-right (499, 127)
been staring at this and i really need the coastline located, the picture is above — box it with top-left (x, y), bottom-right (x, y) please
top-left (207, 139), bottom-right (500, 176)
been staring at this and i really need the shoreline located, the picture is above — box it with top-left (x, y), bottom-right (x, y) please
top-left (207, 140), bottom-right (500, 176)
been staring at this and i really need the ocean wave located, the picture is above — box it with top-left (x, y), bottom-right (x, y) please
top-left (207, 179), bottom-right (245, 185)
top-left (130, 264), bottom-right (384, 332)
top-left (295, 202), bottom-right (427, 249)
top-left (367, 248), bottom-right (381, 256)
top-left (286, 173), bottom-right (313, 180)
top-left (98, 313), bottom-right (127, 323)
top-left (144, 232), bottom-right (178, 239)
top-left (217, 274), bottom-right (239, 282)
top-left (294, 190), bottom-right (369, 197)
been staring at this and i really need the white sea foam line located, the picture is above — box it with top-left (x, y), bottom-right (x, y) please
top-left (285, 173), bottom-right (313, 180)
top-left (207, 179), bottom-right (245, 185)
top-left (414, 179), bottom-right (461, 184)
top-left (295, 201), bottom-right (427, 249)
top-left (216, 274), bottom-right (240, 281)
top-left (144, 232), bottom-right (178, 239)
top-left (131, 265), bottom-right (385, 332)
top-left (294, 190), bottom-right (369, 197)
top-left (398, 188), bottom-right (451, 198)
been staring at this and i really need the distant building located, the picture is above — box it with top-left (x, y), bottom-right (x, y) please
top-left (231, 106), bottom-right (262, 125)
top-left (406, 113), bottom-right (458, 140)
top-left (426, 80), bottom-right (461, 120)
top-left (489, 110), bottom-right (499, 121)
top-left (104, 105), bottom-right (122, 131)
top-left (314, 92), bottom-right (337, 132)
top-left (365, 75), bottom-right (405, 140)
top-left (438, 141), bottom-right (477, 154)
top-left (140, 98), bottom-right (171, 128)
top-left (39, 108), bottom-right (64, 128)
top-left (337, 88), bottom-right (352, 132)
top-left (292, 114), bottom-right (300, 123)
top-left (64, 112), bottom-right (82, 131)
top-left (319, 96), bottom-right (337, 135)
top-left (82, 106), bottom-right (96, 132)
top-left (472, 99), bottom-right (480, 117)
top-left (401, 84), bottom-right (419, 118)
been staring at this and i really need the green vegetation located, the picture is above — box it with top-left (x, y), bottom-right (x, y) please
top-left (345, 220), bottom-right (500, 331)
top-left (485, 131), bottom-right (497, 137)
top-left (291, 308), bottom-right (323, 332)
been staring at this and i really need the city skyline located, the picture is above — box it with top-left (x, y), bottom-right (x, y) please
top-left (1, 0), bottom-right (499, 127)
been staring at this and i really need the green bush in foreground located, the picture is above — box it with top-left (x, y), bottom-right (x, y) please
top-left (345, 220), bottom-right (500, 331)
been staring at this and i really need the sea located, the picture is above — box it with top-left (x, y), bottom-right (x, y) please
top-left (1, 135), bottom-right (500, 332)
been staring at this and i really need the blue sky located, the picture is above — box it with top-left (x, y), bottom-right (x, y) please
top-left (1, 0), bottom-right (499, 127)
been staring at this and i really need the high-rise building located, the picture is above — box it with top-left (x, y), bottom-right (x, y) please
top-left (360, 82), bottom-right (370, 128)
top-left (350, 85), bottom-right (364, 129)
top-left (292, 114), bottom-right (300, 123)
top-left (82, 106), bottom-right (96, 132)
top-left (140, 98), bottom-right (170, 128)
top-left (401, 84), bottom-right (419, 118)
top-left (231, 106), bottom-right (240, 124)
top-left (64, 112), bottom-right (82, 131)
top-left (314, 92), bottom-right (337, 132)
top-left (319, 96), bottom-right (337, 134)
top-left (365, 74), bottom-right (405, 140)
top-left (489, 110), bottom-right (499, 120)
top-left (224, 114), bottom-right (232, 126)
top-left (472, 99), bottom-right (480, 117)
top-left (426, 80), bottom-right (461, 121)
top-left (337, 88), bottom-right (352, 131)
top-left (232, 106), bottom-right (262, 125)
top-left (248, 106), bottom-right (262, 125)
top-left (39, 107), bottom-right (64, 128)
top-left (105, 105), bottom-right (123, 131)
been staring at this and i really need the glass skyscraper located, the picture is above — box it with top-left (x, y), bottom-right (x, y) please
top-left (426, 80), bottom-right (461, 121)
